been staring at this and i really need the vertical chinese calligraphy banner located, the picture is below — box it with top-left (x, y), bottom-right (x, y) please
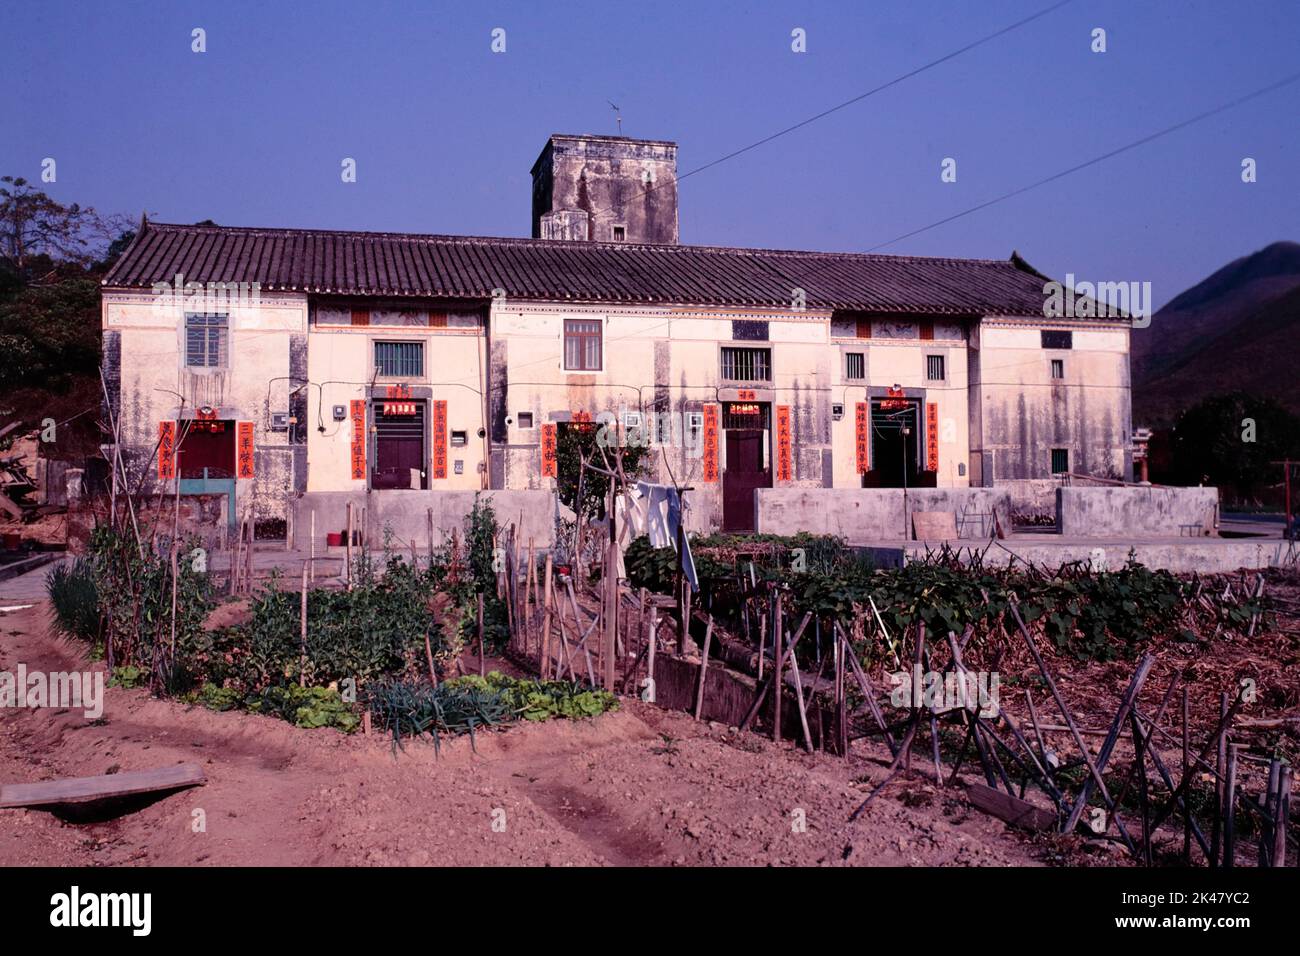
top-left (775, 405), bottom-right (793, 481)
top-left (926, 403), bottom-right (939, 472)
top-left (432, 400), bottom-right (448, 479)
top-left (236, 421), bottom-right (255, 478)
top-left (855, 402), bottom-right (870, 474)
top-left (350, 400), bottom-right (366, 480)
top-left (540, 423), bottom-right (558, 478)
top-left (158, 421), bottom-right (176, 480)
top-left (702, 404), bottom-right (719, 482)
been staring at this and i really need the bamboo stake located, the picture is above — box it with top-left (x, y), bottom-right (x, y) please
top-left (646, 610), bottom-right (657, 702)
top-left (539, 555), bottom-right (554, 679)
top-left (346, 502), bottom-right (354, 591)
top-left (604, 539), bottom-right (618, 690)
top-left (741, 612), bottom-right (812, 732)
top-left (1212, 692), bottom-right (1228, 866)
top-left (299, 560), bottom-right (308, 688)
top-left (1182, 688), bottom-right (1191, 863)
top-left (478, 593), bottom-right (486, 676)
top-left (1223, 743), bottom-right (1240, 867)
top-left (787, 641), bottom-right (815, 753)
top-left (525, 538), bottom-right (536, 656)
top-left (1275, 765), bottom-right (1292, 867)
top-left (840, 623), bottom-right (896, 755)
top-left (772, 593), bottom-right (783, 743)
top-left (166, 541), bottom-right (178, 690)
top-left (1262, 759), bottom-right (1281, 867)
top-left (693, 615), bottom-right (714, 720)
top-left (245, 510), bottom-right (254, 593)
top-left (1008, 602), bottom-right (1137, 851)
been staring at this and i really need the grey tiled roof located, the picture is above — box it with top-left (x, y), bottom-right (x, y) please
top-left (104, 220), bottom-right (1053, 315)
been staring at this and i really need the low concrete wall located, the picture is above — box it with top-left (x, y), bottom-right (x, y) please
top-left (889, 537), bottom-right (1287, 573)
top-left (756, 488), bottom-right (1012, 542)
top-left (995, 478), bottom-right (1061, 525)
top-left (292, 490), bottom-right (557, 551)
top-left (1056, 486), bottom-right (1219, 537)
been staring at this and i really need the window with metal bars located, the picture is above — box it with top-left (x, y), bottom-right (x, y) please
top-left (845, 352), bottom-right (865, 380)
top-left (1051, 448), bottom-right (1069, 474)
top-left (1051, 358), bottom-right (1065, 379)
top-left (926, 354), bottom-right (945, 381)
top-left (564, 319), bottom-right (602, 370)
top-left (720, 347), bottom-right (771, 382)
top-left (185, 313), bottom-right (228, 368)
top-left (375, 341), bottom-right (424, 378)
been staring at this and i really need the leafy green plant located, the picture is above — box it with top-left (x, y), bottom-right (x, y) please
top-left (109, 664), bottom-right (146, 688)
top-left (365, 671), bottom-right (617, 754)
top-left (246, 685), bottom-right (360, 732)
top-left (238, 553), bottom-right (442, 691)
top-left (87, 525), bottom-right (212, 689)
top-left (46, 557), bottom-right (100, 643)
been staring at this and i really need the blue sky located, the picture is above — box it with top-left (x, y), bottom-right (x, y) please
top-left (3, 0), bottom-right (1297, 307)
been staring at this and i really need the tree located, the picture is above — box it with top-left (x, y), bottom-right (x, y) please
top-left (1167, 392), bottom-right (1300, 505)
top-left (0, 175), bottom-right (133, 455)
top-left (0, 176), bottom-right (128, 271)
top-left (556, 419), bottom-right (653, 519)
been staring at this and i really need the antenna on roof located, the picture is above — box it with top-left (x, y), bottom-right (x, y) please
top-left (606, 101), bottom-right (622, 135)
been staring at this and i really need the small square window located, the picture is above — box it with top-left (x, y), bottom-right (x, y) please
top-left (612, 225), bottom-right (626, 242)
top-left (517, 412), bottom-right (534, 429)
top-left (450, 430), bottom-right (468, 447)
top-left (926, 354), bottom-right (945, 381)
top-left (720, 346), bottom-right (771, 381)
top-left (1051, 448), bottom-right (1069, 474)
top-left (375, 341), bottom-right (424, 377)
top-left (1051, 358), bottom-right (1065, 379)
top-left (845, 352), bottom-right (865, 380)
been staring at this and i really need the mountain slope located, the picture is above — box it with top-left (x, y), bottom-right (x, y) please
top-left (1132, 241), bottom-right (1300, 424)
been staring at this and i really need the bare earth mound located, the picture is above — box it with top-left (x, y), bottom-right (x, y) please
top-left (0, 603), bottom-right (1047, 867)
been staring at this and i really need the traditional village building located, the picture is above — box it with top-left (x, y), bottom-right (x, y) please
top-left (99, 134), bottom-right (1132, 539)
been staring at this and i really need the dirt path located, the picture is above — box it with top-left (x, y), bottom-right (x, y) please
top-left (0, 603), bottom-right (1046, 867)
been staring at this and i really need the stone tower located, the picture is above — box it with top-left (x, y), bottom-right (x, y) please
top-left (531, 134), bottom-right (678, 244)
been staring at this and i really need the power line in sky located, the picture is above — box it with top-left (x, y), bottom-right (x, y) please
top-left (632, 0), bottom-right (1077, 202)
top-left (865, 69), bottom-right (1300, 252)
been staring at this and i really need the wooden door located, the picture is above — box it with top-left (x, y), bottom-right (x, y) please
top-left (722, 430), bottom-right (769, 532)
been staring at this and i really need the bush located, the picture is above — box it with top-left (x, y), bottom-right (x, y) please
top-left (46, 557), bottom-right (99, 643)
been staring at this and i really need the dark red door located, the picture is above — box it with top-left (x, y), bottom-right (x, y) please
top-left (723, 430), bottom-right (769, 532)
top-left (372, 403), bottom-right (427, 490)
